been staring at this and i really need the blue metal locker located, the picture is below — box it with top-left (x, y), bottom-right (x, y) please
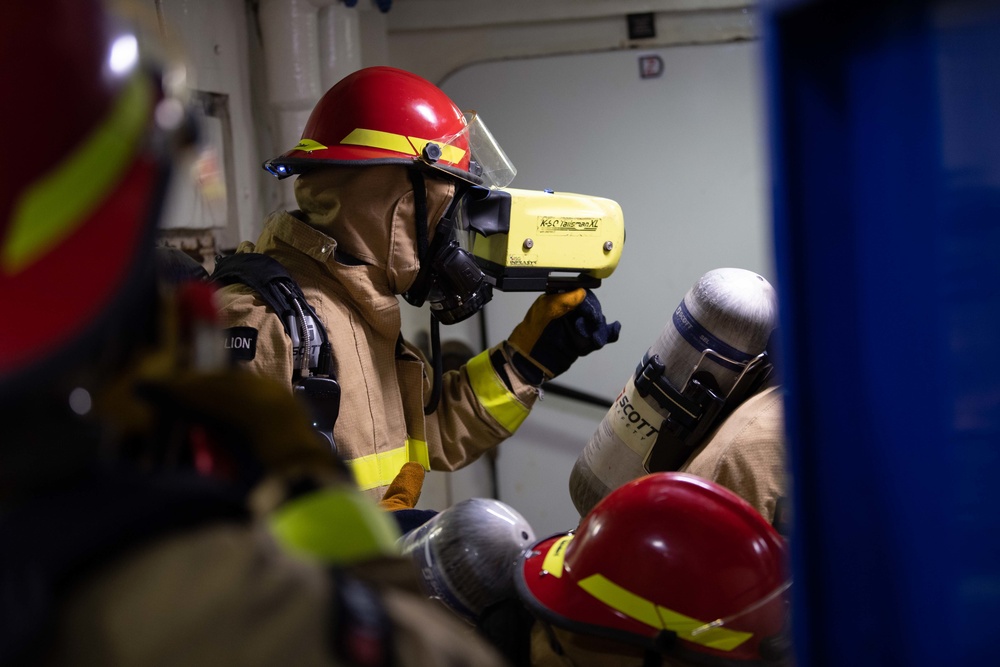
top-left (761, 1), bottom-right (1000, 664)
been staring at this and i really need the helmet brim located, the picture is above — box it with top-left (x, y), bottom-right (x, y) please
top-left (263, 154), bottom-right (487, 188)
top-left (515, 533), bottom-right (668, 648)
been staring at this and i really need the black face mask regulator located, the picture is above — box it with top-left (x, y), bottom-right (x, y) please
top-left (402, 173), bottom-right (493, 326)
top-left (402, 169), bottom-right (494, 415)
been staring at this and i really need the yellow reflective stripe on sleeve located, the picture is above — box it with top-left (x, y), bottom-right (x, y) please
top-left (269, 486), bottom-right (401, 564)
top-left (541, 535), bottom-right (574, 578)
top-left (292, 138), bottom-right (328, 152)
top-left (341, 128), bottom-right (417, 156)
top-left (577, 574), bottom-right (754, 652)
top-left (467, 350), bottom-right (530, 433)
top-left (347, 438), bottom-right (430, 491)
top-left (3, 75), bottom-right (151, 273)
top-left (406, 436), bottom-right (431, 470)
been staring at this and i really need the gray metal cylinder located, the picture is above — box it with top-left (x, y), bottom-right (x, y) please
top-left (398, 498), bottom-right (536, 624)
top-left (569, 268), bottom-right (778, 516)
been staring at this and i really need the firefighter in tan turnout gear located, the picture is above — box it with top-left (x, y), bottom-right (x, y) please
top-left (216, 66), bottom-right (621, 501)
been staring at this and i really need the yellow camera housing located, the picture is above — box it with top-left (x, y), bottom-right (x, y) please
top-left (468, 187), bottom-right (625, 291)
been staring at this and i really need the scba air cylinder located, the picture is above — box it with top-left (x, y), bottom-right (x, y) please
top-left (569, 268), bottom-right (778, 517)
top-left (398, 498), bottom-right (536, 624)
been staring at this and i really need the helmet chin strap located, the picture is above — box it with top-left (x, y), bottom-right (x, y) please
top-left (406, 168), bottom-right (443, 415)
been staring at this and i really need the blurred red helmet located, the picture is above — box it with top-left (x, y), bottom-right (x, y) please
top-left (263, 66), bottom-right (515, 187)
top-left (517, 472), bottom-right (791, 665)
top-left (0, 0), bottom-right (179, 394)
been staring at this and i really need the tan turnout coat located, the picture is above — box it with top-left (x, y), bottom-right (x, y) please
top-left (41, 518), bottom-right (509, 666)
top-left (680, 385), bottom-right (787, 524)
top-left (217, 166), bottom-right (538, 500)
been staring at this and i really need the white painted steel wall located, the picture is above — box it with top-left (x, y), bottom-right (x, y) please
top-left (155, 0), bottom-right (263, 249)
top-left (427, 42), bottom-right (772, 535)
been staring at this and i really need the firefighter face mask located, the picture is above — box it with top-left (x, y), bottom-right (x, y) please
top-left (398, 112), bottom-right (518, 324)
top-left (402, 183), bottom-right (494, 325)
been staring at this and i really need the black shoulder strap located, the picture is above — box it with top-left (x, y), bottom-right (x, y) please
top-left (212, 253), bottom-right (310, 339)
top-left (212, 253), bottom-right (341, 449)
top-left (0, 470), bottom-right (247, 666)
top-left (211, 253), bottom-right (333, 377)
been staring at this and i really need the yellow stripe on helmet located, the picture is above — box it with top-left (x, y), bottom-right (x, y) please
top-left (292, 138), bottom-right (329, 152)
top-left (407, 136), bottom-right (467, 164)
top-left (577, 574), bottom-right (754, 652)
top-left (341, 128), bottom-right (417, 156)
top-left (541, 535), bottom-right (575, 578)
top-left (2, 75), bottom-right (152, 274)
top-left (338, 128), bottom-right (467, 164)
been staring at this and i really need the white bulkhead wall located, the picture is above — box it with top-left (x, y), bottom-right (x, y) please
top-left (156, 0), bottom-right (377, 244)
top-left (156, 0), bottom-right (755, 248)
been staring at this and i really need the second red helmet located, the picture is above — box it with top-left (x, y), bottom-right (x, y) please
top-left (516, 472), bottom-right (792, 665)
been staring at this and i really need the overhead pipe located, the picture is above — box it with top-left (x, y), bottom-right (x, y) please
top-left (257, 0), bottom-right (363, 210)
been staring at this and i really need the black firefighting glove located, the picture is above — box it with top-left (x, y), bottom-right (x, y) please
top-left (506, 288), bottom-right (621, 386)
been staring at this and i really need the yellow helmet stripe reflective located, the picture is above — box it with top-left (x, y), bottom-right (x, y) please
top-left (407, 136), bottom-right (467, 164)
top-left (467, 350), bottom-right (531, 433)
top-left (577, 574), bottom-right (754, 652)
top-left (2, 75), bottom-right (151, 274)
top-left (347, 437), bottom-right (430, 491)
top-left (541, 534), bottom-right (574, 578)
top-left (339, 128), bottom-right (467, 164)
top-left (269, 485), bottom-right (401, 564)
top-left (291, 138), bottom-right (328, 152)
top-left (341, 128), bottom-right (415, 155)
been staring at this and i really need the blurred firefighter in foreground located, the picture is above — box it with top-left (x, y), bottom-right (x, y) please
top-left (0, 2), bottom-right (509, 665)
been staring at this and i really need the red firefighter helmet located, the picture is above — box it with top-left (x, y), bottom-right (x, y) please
top-left (0, 0), bottom-right (181, 395)
top-left (263, 66), bottom-right (515, 187)
top-left (516, 472), bottom-right (791, 665)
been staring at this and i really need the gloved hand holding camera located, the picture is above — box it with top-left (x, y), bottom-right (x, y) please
top-left (506, 288), bottom-right (621, 386)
